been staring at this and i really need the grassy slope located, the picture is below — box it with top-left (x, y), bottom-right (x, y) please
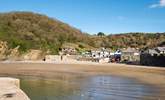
top-left (0, 12), bottom-right (91, 54)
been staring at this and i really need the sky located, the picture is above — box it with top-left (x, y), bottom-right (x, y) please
top-left (0, 0), bottom-right (165, 34)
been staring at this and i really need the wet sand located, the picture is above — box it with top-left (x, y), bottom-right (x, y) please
top-left (0, 61), bottom-right (165, 86)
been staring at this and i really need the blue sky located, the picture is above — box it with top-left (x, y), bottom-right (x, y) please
top-left (0, 0), bottom-right (165, 34)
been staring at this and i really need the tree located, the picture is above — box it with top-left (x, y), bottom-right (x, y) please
top-left (97, 32), bottom-right (105, 37)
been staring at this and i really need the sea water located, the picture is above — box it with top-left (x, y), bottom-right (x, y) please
top-left (19, 75), bottom-right (165, 100)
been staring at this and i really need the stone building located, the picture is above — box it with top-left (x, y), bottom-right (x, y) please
top-left (140, 47), bottom-right (165, 67)
top-left (121, 48), bottom-right (140, 64)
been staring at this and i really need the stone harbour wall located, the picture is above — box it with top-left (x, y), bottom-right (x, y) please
top-left (0, 77), bottom-right (30, 100)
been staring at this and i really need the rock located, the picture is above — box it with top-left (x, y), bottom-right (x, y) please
top-left (0, 41), bottom-right (44, 61)
top-left (23, 49), bottom-right (43, 60)
top-left (0, 41), bottom-right (8, 60)
top-left (8, 46), bottom-right (20, 60)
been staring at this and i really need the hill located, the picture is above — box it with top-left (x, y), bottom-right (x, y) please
top-left (0, 12), bottom-right (92, 54)
top-left (91, 33), bottom-right (165, 50)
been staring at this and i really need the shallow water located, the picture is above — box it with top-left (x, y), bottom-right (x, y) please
top-left (18, 75), bottom-right (165, 100)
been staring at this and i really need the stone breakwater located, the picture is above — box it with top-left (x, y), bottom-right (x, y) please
top-left (0, 77), bottom-right (30, 100)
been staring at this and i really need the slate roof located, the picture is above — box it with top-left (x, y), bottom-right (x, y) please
top-left (142, 46), bottom-right (165, 55)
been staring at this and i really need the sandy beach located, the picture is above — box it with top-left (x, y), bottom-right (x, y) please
top-left (0, 61), bottom-right (165, 86)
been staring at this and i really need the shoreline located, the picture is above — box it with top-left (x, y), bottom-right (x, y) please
top-left (1, 60), bottom-right (165, 67)
top-left (1, 60), bottom-right (165, 71)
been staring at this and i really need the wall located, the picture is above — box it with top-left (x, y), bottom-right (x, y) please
top-left (140, 54), bottom-right (165, 67)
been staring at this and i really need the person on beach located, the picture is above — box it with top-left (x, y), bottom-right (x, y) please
top-left (61, 55), bottom-right (63, 61)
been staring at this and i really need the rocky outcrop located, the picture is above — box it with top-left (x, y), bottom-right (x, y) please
top-left (0, 77), bottom-right (30, 100)
top-left (0, 41), bottom-right (21, 60)
top-left (0, 41), bottom-right (8, 60)
top-left (23, 50), bottom-right (43, 60)
top-left (0, 41), bottom-right (44, 61)
top-left (8, 46), bottom-right (20, 61)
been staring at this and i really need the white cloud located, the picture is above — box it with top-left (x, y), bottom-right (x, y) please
top-left (149, 0), bottom-right (165, 8)
top-left (160, 0), bottom-right (165, 6)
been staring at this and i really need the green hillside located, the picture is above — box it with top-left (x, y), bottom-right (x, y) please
top-left (0, 12), bottom-right (91, 54)
top-left (91, 33), bottom-right (165, 50)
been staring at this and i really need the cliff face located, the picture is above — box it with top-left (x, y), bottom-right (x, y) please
top-left (0, 41), bottom-right (8, 60)
top-left (0, 41), bottom-right (43, 61)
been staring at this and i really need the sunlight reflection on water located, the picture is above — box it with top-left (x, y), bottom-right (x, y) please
top-left (19, 75), bottom-right (165, 100)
